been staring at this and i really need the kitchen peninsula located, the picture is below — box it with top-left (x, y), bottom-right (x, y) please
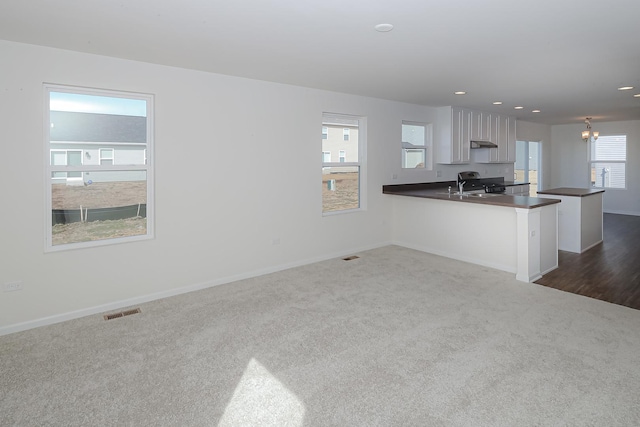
top-left (536, 187), bottom-right (604, 253)
top-left (383, 182), bottom-right (561, 282)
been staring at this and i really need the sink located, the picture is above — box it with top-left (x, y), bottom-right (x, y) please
top-left (468, 193), bottom-right (502, 198)
top-left (436, 192), bottom-right (469, 197)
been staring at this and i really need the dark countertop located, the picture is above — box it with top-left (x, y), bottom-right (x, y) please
top-left (537, 187), bottom-right (605, 197)
top-left (383, 185), bottom-right (560, 209)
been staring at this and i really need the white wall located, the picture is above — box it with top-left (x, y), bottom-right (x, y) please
top-left (0, 40), bottom-right (437, 332)
top-left (550, 120), bottom-right (640, 215)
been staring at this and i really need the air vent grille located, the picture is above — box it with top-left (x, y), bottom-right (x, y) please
top-left (104, 308), bottom-right (141, 320)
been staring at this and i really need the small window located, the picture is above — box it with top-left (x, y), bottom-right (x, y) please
top-left (343, 128), bottom-right (350, 141)
top-left (45, 84), bottom-right (154, 251)
top-left (321, 113), bottom-right (364, 214)
top-left (401, 121), bottom-right (432, 169)
top-left (100, 148), bottom-right (114, 165)
top-left (589, 135), bottom-right (626, 189)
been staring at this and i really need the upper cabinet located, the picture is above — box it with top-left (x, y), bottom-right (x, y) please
top-left (436, 106), bottom-right (516, 164)
top-left (436, 106), bottom-right (470, 164)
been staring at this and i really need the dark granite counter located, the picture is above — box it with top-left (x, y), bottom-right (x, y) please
top-left (537, 187), bottom-right (605, 197)
top-left (383, 184), bottom-right (560, 209)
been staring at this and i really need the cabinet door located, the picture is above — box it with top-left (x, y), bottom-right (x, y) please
top-left (460, 110), bottom-right (471, 163)
top-left (450, 108), bottom-right (463, 163)
top-left (470, 110), bottom-right (482, 141)
top-left (496, 115), bottom-right (508, 162)
top-left (481, 113), bottom-right (492, 141)
top-left (506, 116), bottom-right (516, 162)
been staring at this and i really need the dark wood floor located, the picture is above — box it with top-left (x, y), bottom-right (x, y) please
top-left (535, 213), bottom-right (640, 310)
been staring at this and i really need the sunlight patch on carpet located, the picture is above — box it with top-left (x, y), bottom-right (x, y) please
top-left (218, 358), bottom-right (305, 426)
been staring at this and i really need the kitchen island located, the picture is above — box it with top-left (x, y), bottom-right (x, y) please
top-left (383, 183), bottom-right (561, 282)
top-left (536, 187), bottom-right (604, 253)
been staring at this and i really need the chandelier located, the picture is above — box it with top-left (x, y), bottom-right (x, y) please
top-left (581, 117), bottom-right (599, 142)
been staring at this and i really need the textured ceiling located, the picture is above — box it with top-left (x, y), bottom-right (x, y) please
top-left (1, 0), bottom-right (639, 125)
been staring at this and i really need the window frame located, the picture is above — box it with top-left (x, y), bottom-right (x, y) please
top-left (588, 134), bottom-right (626, 190)
top-left (401, 121), bottom-right (432, 170)
top-left (321, 112), bottom-right (366, 215)
top-left (44, 84), bottom-right (155, 252)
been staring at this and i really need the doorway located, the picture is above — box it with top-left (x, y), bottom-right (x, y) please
top-left (515, 140), bottom-right (540, 196)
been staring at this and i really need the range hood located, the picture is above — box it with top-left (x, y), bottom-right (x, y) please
top-left (470, 140), bottom-right (498, 149)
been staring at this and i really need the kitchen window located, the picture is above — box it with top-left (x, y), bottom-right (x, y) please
top-left (589, 134), bottom-right (626, 189)
top-left (321, 113), bottom-right (364, 214)
top-left (401, 121), bottom-right (431, 169)
top-left (45, 84), bottom-right (154, 251)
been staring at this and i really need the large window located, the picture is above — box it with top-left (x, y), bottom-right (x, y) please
top-left (45, 84), bottom-right (154, 251)
top-left (589, 135), bottom-right (626, 189)
top-left (401, 121), bottom-right (431, 169)
top-left (321, 113), bottom-right (364, 213)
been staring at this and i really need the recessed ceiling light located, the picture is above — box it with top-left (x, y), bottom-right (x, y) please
top-left (532, 109), bottom-right (541, 113)
top-left (634, 94), bottom-right (640, 98)
top-left (514, 106), bottom-right (524, 110)
top-left (454, 91), bottom-right (466, 95)
top-left (374, 23), bottom-right (394, 32)
top-left (618, 86), bottom-right (634, 91)
top-left (492, 101), bottom-right (503, 105)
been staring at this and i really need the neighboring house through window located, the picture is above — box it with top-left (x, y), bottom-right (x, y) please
top-left (590, 134), bottom-right (626, 189)
top-left (45, 84), bottom-right (154, 251)
top-left (321, 113), bottom-right (364, 213)
top-left (401, 121), bottom-right (431, 169)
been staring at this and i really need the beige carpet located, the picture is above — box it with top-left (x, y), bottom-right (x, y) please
top-left (2, 245), bottom-right (640, 426)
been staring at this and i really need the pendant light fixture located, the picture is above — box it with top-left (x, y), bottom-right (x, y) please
top-left (582, 117), bottom-right (599, 142)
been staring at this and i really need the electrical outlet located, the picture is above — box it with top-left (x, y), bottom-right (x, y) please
top-left (391, 173), bottom-right (398, 179)
top-left (436, 170), bottom-right (442, 177)
top-left (4, 281), bottom-right (23, 292)
top-left (271, 238), bottom-right (281, 245)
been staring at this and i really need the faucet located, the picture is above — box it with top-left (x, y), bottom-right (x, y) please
top-left (458, 180), bottom-right (466, 195)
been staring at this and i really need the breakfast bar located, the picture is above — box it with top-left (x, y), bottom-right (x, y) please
top-left (383, 182), bottom-right (561, 283)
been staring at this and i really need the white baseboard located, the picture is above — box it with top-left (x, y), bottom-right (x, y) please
top-left (0, 241), bottom-right (392, 337)
top-left (604, 210), bottom-right (640, 217)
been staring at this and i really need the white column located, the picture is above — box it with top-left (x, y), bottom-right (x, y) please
top-left (515, 207), bottom-right (542, 282)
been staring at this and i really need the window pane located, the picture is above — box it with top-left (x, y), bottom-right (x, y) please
top-left (591, 135), bottom-right (626, 161)
top-left (403, 149), bottom-right (425, 168)
top-left (402, 124), bottom-right (425, 146)
top-left (590, 163), bottom-right (625, 189)
top-left (322, 166), bottom-right (359, 213)
top-left (51, 171), bottom-right (147, 246)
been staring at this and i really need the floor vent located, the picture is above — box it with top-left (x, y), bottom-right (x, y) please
top-left (104, 308), bottom-right (141, 321)
top-left (343, 256), bottom-right (360, 261)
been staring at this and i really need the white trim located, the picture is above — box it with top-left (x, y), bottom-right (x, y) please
top-left (51, 141), bottom-right (147, 146)
top-left (0, 241), bottom-right (391, 336)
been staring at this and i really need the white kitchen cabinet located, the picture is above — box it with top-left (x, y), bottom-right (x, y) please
top-left (473, 114), bottom-right (516, 163)
top-left (436, 106), bottom-right (470, 164)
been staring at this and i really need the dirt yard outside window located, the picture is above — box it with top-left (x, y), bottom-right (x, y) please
top-left (51, 181), bottom-right (147, 245)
